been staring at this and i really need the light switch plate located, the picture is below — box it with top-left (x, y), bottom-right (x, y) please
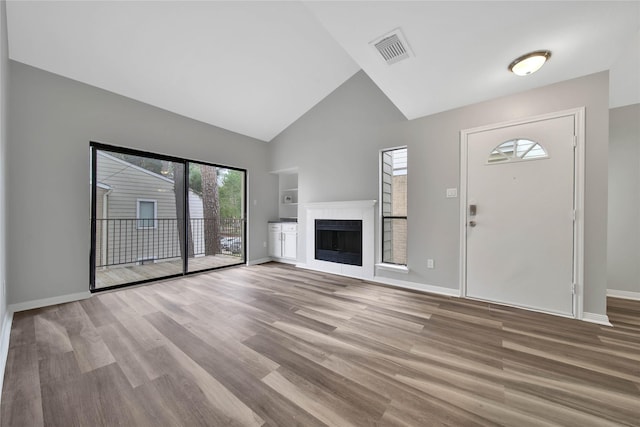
top-left (446, 188), bottom-right (458, 198)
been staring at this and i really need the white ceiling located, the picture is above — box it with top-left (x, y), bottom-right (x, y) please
top-left (6, 1), bottom-right (640, 142)
top-left (6, 1), bottom-right (360, 141)
top-left (306, 1), bottom-right (640, 120)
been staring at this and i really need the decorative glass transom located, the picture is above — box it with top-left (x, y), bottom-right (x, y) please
top-left (488, 139), bottom-right (549, 164)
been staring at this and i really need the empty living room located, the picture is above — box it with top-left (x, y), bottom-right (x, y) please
top-left (0, 1), bottom-right (638, 426)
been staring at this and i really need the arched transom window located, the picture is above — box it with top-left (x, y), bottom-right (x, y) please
top-left (487, 139), bottom-right (549, 164)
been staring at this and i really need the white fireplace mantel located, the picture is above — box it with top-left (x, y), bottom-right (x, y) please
top-left (301, 200), bottom-right (377, 210)
top-left (299, 200), bottom-right (376, 280)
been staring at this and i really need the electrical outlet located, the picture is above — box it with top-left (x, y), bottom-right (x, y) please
top-left (427, 259), bottom-right (435, 269)
top-left (263, 241), bottom-right (267, 248)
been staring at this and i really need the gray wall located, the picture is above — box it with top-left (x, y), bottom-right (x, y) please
top-left (608, 104), bottom-right (640, 295)
top-left (270, 70), bottom-right (610, 316)
top-left (0, 0), bottom-right (8, 324)
top-left (7, 61), bottom-right (277, 305)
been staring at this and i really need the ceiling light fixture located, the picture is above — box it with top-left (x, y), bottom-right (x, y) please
top-left (508, 50), bottom-right (551, 76)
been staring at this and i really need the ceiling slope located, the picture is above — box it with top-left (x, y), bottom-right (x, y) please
top-left (6, 1), bottom-right (360, 141)
top-left (305, 1), bottom-right (640, 119)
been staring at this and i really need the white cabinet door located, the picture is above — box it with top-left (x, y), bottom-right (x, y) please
top-left (268, 224), bottom-right (282, 258)
top-left (282, 231), bottom-right (297, 259)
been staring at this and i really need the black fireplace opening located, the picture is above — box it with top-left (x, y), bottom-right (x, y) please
top-left (315, 219), bottom-right (362, 266)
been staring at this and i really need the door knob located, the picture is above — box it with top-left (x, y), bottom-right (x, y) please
top-left (469, 221), bottom-right (477, 227)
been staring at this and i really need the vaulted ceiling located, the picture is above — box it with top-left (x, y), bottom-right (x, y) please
top-left (6, 1), bottom-right (640, 142)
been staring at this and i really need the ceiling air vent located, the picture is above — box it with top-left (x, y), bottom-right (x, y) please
top-left (371, 29), bottom-right (412, 65)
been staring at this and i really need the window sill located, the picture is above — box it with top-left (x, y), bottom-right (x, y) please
top-left (375, 263), bottom-right (409, 274)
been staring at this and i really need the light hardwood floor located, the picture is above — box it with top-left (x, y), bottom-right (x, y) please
top-left (2, 263), bottom-right (639, 426)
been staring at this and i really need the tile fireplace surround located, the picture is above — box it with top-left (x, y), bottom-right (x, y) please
top-left (299, 200), bottom-right (376, 280)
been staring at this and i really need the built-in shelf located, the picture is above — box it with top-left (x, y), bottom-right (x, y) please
top-left (275, 170), bottom-right (299, 220)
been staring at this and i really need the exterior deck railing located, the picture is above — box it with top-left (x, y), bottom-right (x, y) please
top-left (95, 218), bottom-right (244, 268)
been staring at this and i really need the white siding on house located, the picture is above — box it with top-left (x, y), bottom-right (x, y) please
top-left (189, 190), bottom-right (204, 256)
top-left (96, 152), bottom-right (182, 265)
top-left (97, 151), bottom-right (177, 219)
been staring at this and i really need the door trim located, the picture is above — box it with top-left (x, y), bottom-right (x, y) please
top-left (459, 107), bottom-right (585, 319)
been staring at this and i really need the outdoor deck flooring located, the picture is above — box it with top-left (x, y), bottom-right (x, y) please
top-left (95, 254), bottom-right (243, 289)
top-left (2, 262), bottom-right (639, 426)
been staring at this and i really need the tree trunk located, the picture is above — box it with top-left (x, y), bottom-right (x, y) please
top-left (174, 165), bottom-right (194, 259)
top-left (201, 164), bottom-right (220, 255)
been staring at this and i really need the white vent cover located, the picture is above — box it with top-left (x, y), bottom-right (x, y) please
top-left (371, 28), bottom-right (412, 65)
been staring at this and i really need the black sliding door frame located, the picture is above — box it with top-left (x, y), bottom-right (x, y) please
top-left (89, 141), bottom-right (248, 292)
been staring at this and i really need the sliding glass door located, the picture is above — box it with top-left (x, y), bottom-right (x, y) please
top-left (90, 143), bottom-right (246, 291)
top-left (187, 162), bottom-right (245, 273)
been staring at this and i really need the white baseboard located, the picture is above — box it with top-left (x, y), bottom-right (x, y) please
top-left (0, 309), bottom-right (14, 408)
top-left (582, 312), bottom-right (612, 326)
top-left (0, 308), bottom-right (13, 398)
top-left (295, 262), bottom-right (459, 298)
top-left (247, 257), bottom-right (272, 266)
top-left (270, 257), bottom-right (297, 265)
top-left (607, 289), bottom-right (640, 301)
top-left (8, 291), bottom-right (91, 313)
top-left (372, 275), bottom-right (460, 297)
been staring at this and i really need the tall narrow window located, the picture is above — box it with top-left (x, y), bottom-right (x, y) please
top-left (381, 147), bottom-right (407, 265)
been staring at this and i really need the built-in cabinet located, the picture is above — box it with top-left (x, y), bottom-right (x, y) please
top-left (269, 169), bottom-right (298, 263)
top-left (268, 222), bottom-right (297, 262)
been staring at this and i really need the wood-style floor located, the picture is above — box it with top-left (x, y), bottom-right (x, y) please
top-left (2, 263), bottom-right (639, 426)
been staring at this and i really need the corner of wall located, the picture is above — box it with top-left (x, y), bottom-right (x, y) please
top-left (582, 312), bottom-right (612, 327)
top-left (0, 0), bottom-right (10, 405)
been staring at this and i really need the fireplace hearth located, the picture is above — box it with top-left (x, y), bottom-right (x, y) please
top-left (315, 219), bottom-right (362, 266)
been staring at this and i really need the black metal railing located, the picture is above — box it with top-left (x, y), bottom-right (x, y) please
top-left (95, 218), bottom-right (244, 268)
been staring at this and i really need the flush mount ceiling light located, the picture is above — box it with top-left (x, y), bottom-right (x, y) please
top-left (508, 50), bottom-right (551, 76)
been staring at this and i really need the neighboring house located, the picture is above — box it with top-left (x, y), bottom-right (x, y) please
top-left (95, 151), bottom-right (204, 268)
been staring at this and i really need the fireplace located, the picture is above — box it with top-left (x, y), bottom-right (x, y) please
top-left (302, 200), bottom-right (375, 280)
top-left (315, 219), bottom-right (362, 266)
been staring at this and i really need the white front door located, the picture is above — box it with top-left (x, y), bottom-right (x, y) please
top-left (464, 114), bottom-right (576, 316)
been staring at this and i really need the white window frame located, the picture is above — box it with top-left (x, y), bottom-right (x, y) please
top-left (136, 199), bottom-right (157, 229)
top-left (376, 146), bottom-right (409, 273)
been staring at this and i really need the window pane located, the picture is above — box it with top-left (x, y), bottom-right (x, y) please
top-left (382, 218), bottom-right (407, 265)
top-left (515, 139), bottom-right (535, 157)
top-left (382, 148), bottom-right (407, 217)
top-left (94, 149), bottom-right (184, 289)
top-left (187, 163), bottom-right (246, 273)
top-left (138, 201), bottom-right (155, 228)
top-left (488, 139), bottom-right (549, 164)
top-left (522, 143), bottom-right (547, 159)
